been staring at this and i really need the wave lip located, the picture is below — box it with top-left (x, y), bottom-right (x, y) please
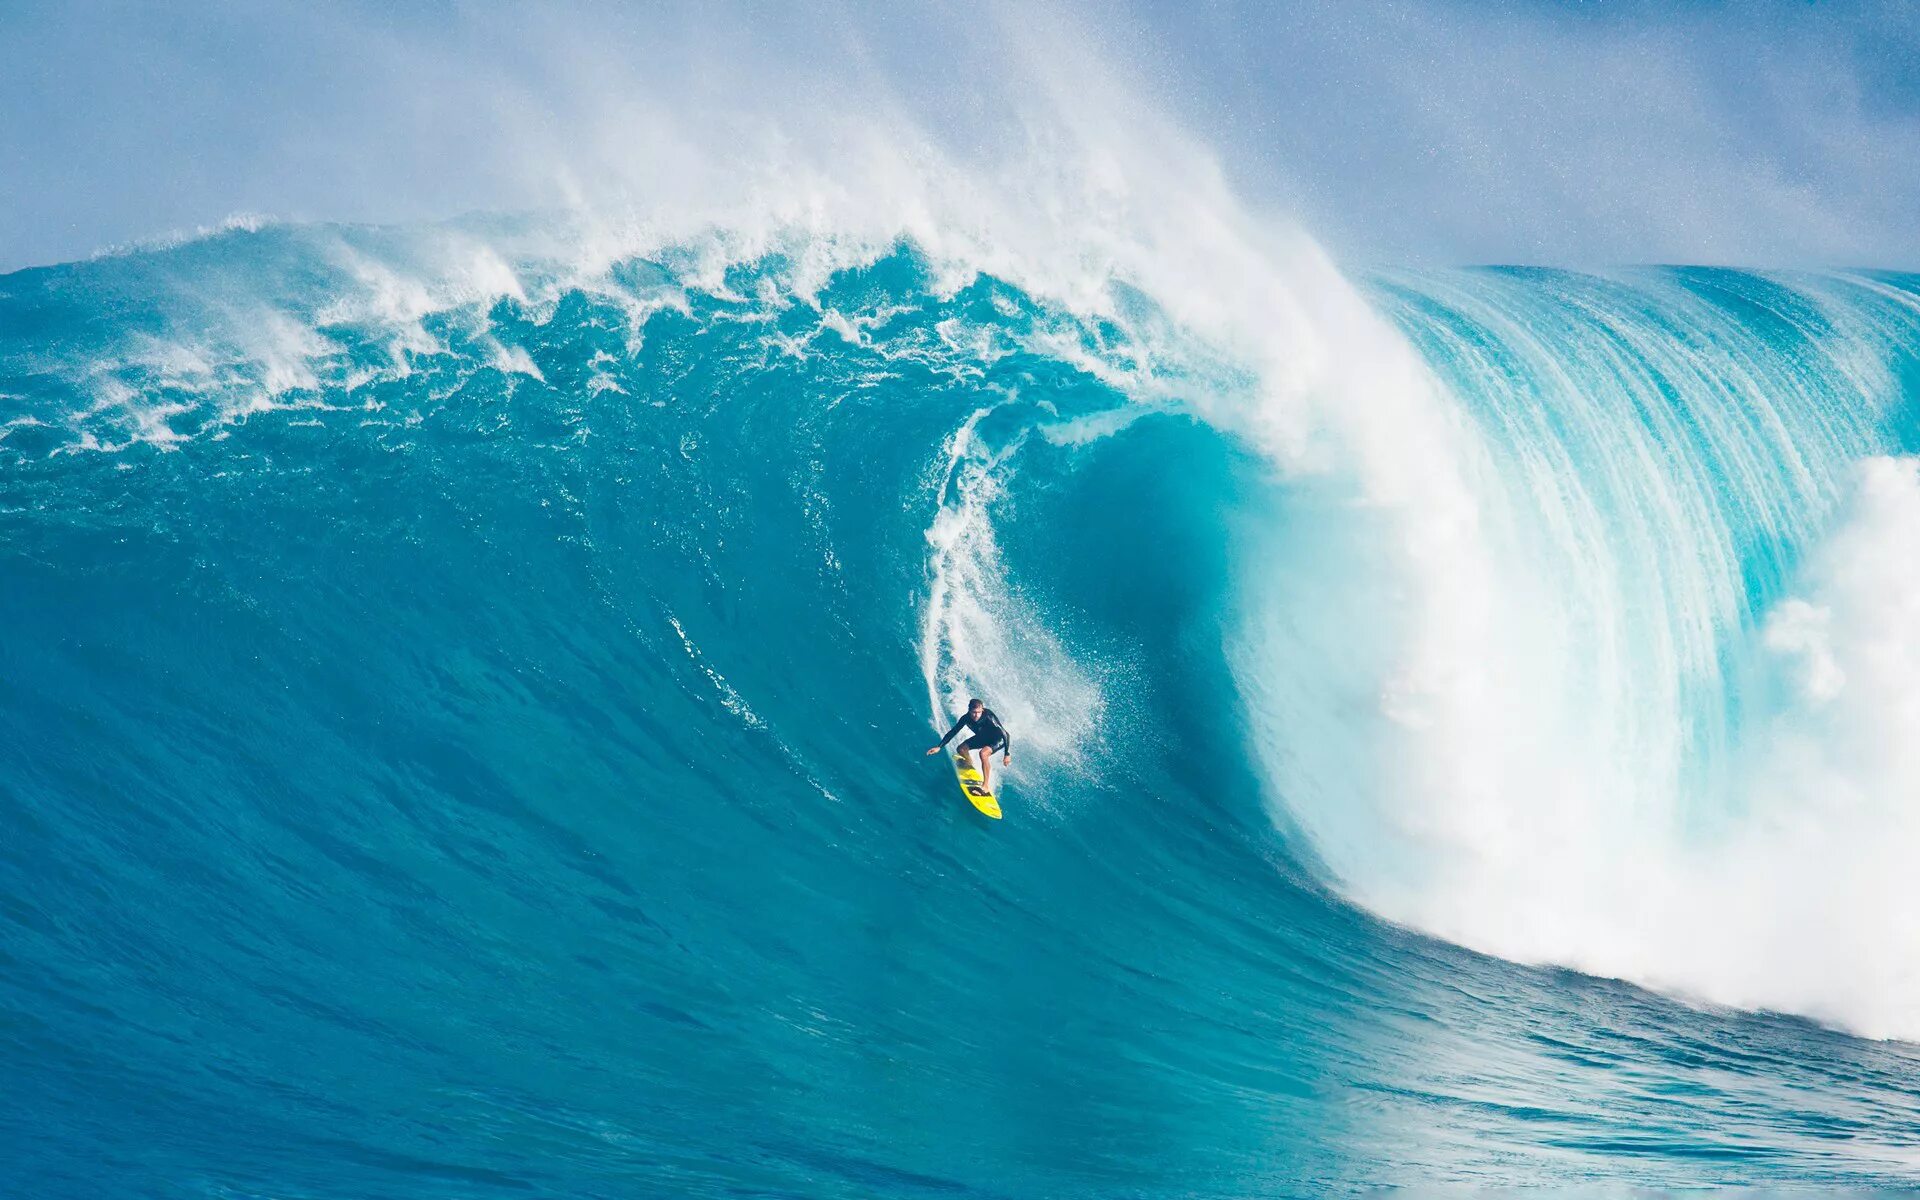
top-left (1285, 266), bottom-right (1920, 1040)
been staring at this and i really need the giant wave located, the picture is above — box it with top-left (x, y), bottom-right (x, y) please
top-left (8, 200), bottom-right (1920, 1192)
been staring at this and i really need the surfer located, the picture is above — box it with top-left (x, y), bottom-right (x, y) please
top-left (926, 698), bottom-right (1012, 793)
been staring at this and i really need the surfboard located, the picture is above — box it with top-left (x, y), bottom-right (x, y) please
top-left (952, 752), bottom-right (1003, 819)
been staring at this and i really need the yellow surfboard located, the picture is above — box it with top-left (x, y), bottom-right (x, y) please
top-left (951, 752), bottom-right (1003, 819)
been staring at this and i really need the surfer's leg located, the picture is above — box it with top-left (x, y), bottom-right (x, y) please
top-left (977, 748), bottom-right (992, 792)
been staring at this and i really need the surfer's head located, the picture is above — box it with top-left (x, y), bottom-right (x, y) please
top-left (967, 697), bottom-right (984, 716)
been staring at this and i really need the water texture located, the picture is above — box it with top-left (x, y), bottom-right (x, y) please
top-left (6, 221), bottom-right (1920, 1195)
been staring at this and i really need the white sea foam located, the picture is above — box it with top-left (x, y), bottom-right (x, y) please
top-left (918, 409), bottom-right (1104, 783)
top-left (1245, 267), bottom-right (1920, 1039)
top-left (1380, 455), bottom-right (1920, 1040)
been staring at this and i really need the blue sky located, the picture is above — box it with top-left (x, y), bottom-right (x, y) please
top-left (3, 0), bottom-right (1917, 270)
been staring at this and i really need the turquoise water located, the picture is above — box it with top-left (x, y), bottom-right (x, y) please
top-left (7, 223), bottom-right (1920, 1195)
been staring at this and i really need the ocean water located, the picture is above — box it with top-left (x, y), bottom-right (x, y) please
top-left (7, 216), bottom-right (1920, 1196)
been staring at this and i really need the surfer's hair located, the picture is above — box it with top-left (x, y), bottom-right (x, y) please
top-left (967, 697), bottom-right (984, 709)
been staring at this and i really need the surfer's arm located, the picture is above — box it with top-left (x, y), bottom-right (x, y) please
top-left (982, 708), bottom-right (1009, 759)
top-left (930, 716), bottom-right (967, 751)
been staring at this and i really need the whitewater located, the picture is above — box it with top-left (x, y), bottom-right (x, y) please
top-left (9, 103), bottom-right (1920, 1190)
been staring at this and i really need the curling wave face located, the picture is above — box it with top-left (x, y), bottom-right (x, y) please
top-left (7, 220), bottom-right (1920, 1195)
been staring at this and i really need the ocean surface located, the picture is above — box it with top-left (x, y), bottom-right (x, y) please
top-left (7, 216), bottom-right (1920, 1195)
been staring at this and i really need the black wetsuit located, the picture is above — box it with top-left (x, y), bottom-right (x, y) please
top-left (939, 709), bottom-right (1011, 756)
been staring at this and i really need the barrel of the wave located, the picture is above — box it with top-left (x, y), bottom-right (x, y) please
top-left (950, 752), bottom-right (1003, 819)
